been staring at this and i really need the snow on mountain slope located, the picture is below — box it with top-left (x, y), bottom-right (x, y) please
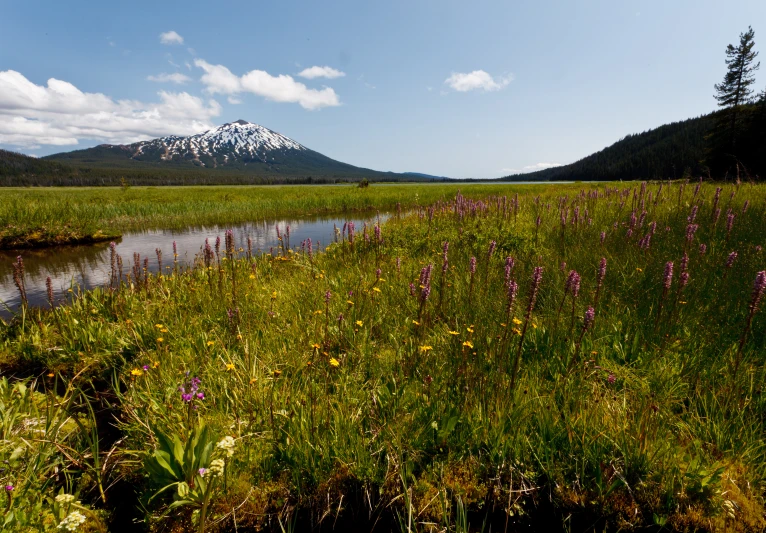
top-left (132, 120), bottom-right (307, 166)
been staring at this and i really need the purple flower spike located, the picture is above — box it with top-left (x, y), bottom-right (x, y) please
top-left (663, 262), bottom-right (674, 290)
top-left (583, 306), bottom-right (595, 331)
top-left (469, 257), bottom-right (477, 275)
top-left (725, 251), bottom-right (738, 268)
top-left (750, 271), bottom-right (766, 313)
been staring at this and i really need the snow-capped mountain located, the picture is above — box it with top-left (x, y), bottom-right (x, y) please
top-left (45, 120), bottom-right (400, 179)
top-left (132, 120), bottom-right (308, 167)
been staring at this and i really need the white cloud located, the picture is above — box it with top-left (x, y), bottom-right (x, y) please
top-left (445, 70), bottom-right (512, 92)
top-left (501, 162), bottom-right (563, 174)
top-left (0, 70), bottom-right (220, 148)
top-left (159, 31), bottom-right (184, 45)
top-left (227, 96), bottom-right (242, 104)
top-left (297, 66), bottom-right (345, 79)
top-left (194, 59), bottom-right (340, 110)
top-left (147, 72), bottom-right (192, 84)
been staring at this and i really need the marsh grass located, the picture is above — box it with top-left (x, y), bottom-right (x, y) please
top-left (1, 181), bottom-right (765, 532)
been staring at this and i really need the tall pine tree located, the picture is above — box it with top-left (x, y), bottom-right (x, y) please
top-left (714, 26), bottom-right (760, 147)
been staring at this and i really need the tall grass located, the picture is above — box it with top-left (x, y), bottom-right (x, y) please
top-left (0, 184), bottom-right (537, 248)
top-left (1, 180), bottom-right (765, 532)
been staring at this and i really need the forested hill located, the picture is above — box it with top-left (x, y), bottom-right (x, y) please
top-left (502, 113), bottom-right (716, 182)
top-left (0, 149), bottom-right (72, 178)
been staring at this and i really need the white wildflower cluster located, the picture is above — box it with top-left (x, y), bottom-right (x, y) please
top-left (55, 494), bottom-right (76, 504)
top-left (207, 458), bottom-right (225, 478)
top-left (216, 436), bottom-right (236, 457)
top-left (57, 510), bottom-right (87, 531)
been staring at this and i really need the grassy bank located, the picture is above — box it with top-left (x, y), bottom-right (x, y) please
top-left (1, 181), bottom-right (765, 532)
top-left (0, 184), bottom-right (531, 249)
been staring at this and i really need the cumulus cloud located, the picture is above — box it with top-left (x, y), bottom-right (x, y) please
top-left (147, 72), bottom-right (192, 84)
top-left (297, 66), bottom-right (345, 79)
top-left (501, 163), bottom-right (563, 174)
top-left (159, 31), bottom-right (184, 45)
top-left (194, 59), bottom-right (340, 110)
top-left (0, 70), bottom-right (220, 148)
top-left (445, 70), bottom-right (512, 92)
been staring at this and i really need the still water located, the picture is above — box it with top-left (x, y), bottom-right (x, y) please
top-left (0, 213), bottom-right (385, 319)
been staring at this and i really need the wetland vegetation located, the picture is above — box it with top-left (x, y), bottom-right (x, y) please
top-left (1, 181), bottom-right (765, 532)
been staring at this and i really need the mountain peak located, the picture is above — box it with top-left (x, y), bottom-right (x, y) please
top-left (128, 121), bottom-right (307, 166)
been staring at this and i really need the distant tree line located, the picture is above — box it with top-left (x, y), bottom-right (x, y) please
top-left (0, 150), bottom-right (420, 187)
top-left (503, 26), bottom-right (765, 182)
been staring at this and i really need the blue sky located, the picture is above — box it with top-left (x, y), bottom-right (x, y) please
top-left (1, 1), bottom-right (764, 179)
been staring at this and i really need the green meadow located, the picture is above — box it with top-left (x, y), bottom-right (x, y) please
top-left (0, 184), bottom-right (528, 248)
top-left (1, 181), bottom-right (765, 532)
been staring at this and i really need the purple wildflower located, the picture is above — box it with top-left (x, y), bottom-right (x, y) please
top-left (565, 270), bottom-right (581, 298)
top-left (750, 271), bottom-right (766, 313)
top-left (504, 256), bottom-right (515, 288)
top-left (506, 280), bottom-right (518, 315)
top-left (324, 290), bottom-right (331, 304)
top-left (725, 251), bottom-right (737, 269)
top-left (469, 257), bottom-right (477, 276)
top-left (583, 306), bottom-right (595, 331)
top-left (699, 243), bottom-right (707, 255)
top-left (685, 224), bottom-right (699, 243)
top-left (663, 262), bottom-right (674, 290)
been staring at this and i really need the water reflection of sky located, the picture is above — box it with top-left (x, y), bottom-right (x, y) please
top-left (1, 213), bottom-right (386, 317)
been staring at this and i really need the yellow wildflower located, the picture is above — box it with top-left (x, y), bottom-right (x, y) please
top-left (512, 328), bottom-right (522, 336)
top-left (160, 328), bottom-right (168, 333)
top-left (412, 320), bottom-right (421, 326)
top-left (155, 324), bottom-right (163, 329)
top-left (512, 318), bottom-right (522, 325)
top-left (225, 363), bottom-right (235, 371)
top-left (467, 326), bottom-right (474, 333)
top-left (206, 341), bottom-right (215, 347)
top-left (462, 341), bottom-right (474, 349)
top-left (636, 268), bottom-right (643, 272)
top-left (130, 368), bottom-right (144, 377)
top-left (249, 274), bottom-right (256, 279)
top-left (249, 378), bottom-right (257, 384)
top-left (156, 337), bottom-right (164, 343)
top-left (448, 330), bottom-right (459, 336)
top-left (271, 291), bottom-right (277, 300)
top-left (329, 358), bottom-right (340, 367)
top-left (152, 361), bottom-right (160, 368)
top-left (47, 372), bottom-right (55, 378)
top-left (311, 343), bottom-right (321, 349)
top-left (347, 300), bottom-right (354, 306)
top-left (356, 320), bottom-right (363, 327)
top-left (419, 346), bottom-right (433, 353)
top-left (273, 370), bottom-right (282, 377)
